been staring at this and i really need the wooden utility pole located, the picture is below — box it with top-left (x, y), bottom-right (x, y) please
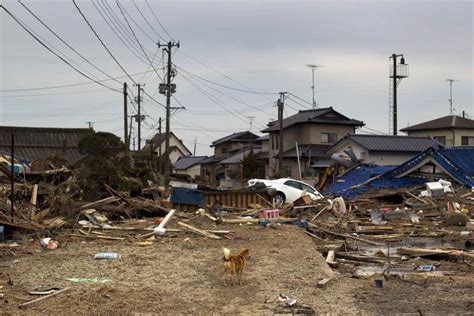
top-left (158, 117), bottom-right (162, 173)
top-left (123, 82), bottom-right (128, 153)
top-left (158, 41), bottom-right (180, 189)
top-left (10, 134), bottom-right (14, 222)
top-left (134, 83), bottom-right (145, 151)
top-left (277, 92), bottom-right (286, 176)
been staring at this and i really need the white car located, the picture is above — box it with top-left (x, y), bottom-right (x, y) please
top-left (248, 178), bottom-right (323, 205)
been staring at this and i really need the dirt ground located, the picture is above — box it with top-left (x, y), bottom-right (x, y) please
top-left (1, 224), bottom-right (473, 315)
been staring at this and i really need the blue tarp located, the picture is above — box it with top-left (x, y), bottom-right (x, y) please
top-left (170, 187), bottom-right (206, 206)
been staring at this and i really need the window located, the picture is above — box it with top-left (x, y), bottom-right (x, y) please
top-left (272, 135), bottom-right (279, 150)
top-left (321, 132), bottom-right (337, 144)
top-left (461, 136), bottom-right (474, 146)
top-left (433, 136), bottom-right (446, 145)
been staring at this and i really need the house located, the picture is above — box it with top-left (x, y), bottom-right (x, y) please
top-left (147, 132), bottom-right (192, 165)
top-left (328, 134), bottom-right (443, 166)
top-left (173, 155), bottom-right (208, 178)
top-left (0, 126), bottom-right (93, 166)
top-left (211, 131), bottom-right (260, 159)
top-left (384, 146), bottom-right (474, 187)
top-left (261, 107), bottom-right (364, 179)
top-left (201, 131), bottom-right (261, 187)
top-left (400, 115), bottom-right (474, 146)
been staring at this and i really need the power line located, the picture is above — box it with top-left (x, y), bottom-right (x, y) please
top-left (18, 0), bottom-right (125, 88)
top-left (0, 5), bottom-right (120, 93)
top-left (131, 0), bottom-right (168, 42)
top-left (287, 92), bottom-right (312, 107)
top-left (0, 88), bottom-right (115, 98)
top-left (73, 0), bottom-right (137, 85)
top-left (0, 69), bottom-right (155, 93)
top-left (91, 0), bottom-right (151, 65)
top-left (144, 0), bottom-right (175, 41)
top-left (176, 66), bottom-right (277, 95)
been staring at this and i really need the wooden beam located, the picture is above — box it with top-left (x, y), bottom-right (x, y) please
top-left (177, 221), bottom-right (221, 239)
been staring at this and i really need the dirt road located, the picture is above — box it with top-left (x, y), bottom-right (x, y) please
top-left (1, 224), bottom-right (473, 315)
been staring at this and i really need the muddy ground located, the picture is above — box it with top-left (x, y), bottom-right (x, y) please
top-left (1, 224), bottom-right (473, 315)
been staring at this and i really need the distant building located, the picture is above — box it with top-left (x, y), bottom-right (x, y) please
top-left (173, 155), bottom-right (208, 178)
top-left (202, 131), bottom-right (261, 187)
top-left (261, 107), bottom-right (364, 180)
top-left (401, 115), bottom-right (474, 146)
top-left (328, 134), bottom-right (443, 166)
top-left (146, 132), bottom-right (192, 165)
top-left (0, 125), bottom-right (93, 166)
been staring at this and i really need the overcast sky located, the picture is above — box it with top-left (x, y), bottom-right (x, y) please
top-left (1, 0), bottom-right (472, 156)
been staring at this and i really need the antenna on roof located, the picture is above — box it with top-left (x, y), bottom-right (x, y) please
top-left (306, 64), bottom-right (323, 108)
top-left (246, 116), bottom-right (255, 132)
top-left (446, 79), bottom-right (459, 115)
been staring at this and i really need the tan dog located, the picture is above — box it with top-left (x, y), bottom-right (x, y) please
top-left (222, 247), bottom-right (250, 286)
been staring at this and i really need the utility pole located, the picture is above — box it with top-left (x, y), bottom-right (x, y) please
top-left (446, 79), bottom-right (459, 115)
top-left (277, 92), bottom-right (287, 176)
top-left (193, 137), bottom-right (197, 156)
top-left (158, 41), bottom-right (180, 189)
top-left (134, 83), bottom-right (145, 150)
top-left (389, 53), bottom-right (408, 135)
top-left (123, 82), bottom-right (129, 153)
top-left (86, 121), bottom-right (94, 129)
top-left (158, 117), bottom-right (162, 173)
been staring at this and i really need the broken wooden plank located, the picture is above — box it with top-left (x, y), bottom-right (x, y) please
top-left (19, 287), bottom-right (71, 309)
top-left (308, 223), bottom-right (383, 246)
top-left (326, 250), bottom-right (337, 267)
top-left (70, 234), bottom-right (125, 241)
top-left (177, 221), bottom-right (221, 239)
top-left (317, 278), bottom-right (332, 289)
top-left (397, 247), bottom-right (474, 261)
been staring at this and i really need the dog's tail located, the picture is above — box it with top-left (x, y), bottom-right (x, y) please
top-left (223, 247), bottom-right (231, 261)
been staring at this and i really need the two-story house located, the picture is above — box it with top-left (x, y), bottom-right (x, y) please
top-left (400, 114), bottom-right (474, 146)
top-left (200, 131), bottom-right (260, 187)
top-left (147, 132), bottom-right (192, 165)
top-left (261, 107), bottom-right (364, 179)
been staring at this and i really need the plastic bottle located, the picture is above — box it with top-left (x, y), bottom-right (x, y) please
top-left (94, 252), bottom-right (120, 260)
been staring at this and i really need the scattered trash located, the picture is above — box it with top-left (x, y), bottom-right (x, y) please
top-left (65, 277), bottom-right (111, 283)
top-left (278, 293), bottom-right (297, 307)
top-left (40, 238), bottom-right (59, 250)
top-left (417, 265), bottom-right (435, 272)
top-left (374, 278), bottom-right (383, 288)
top-left (94, 252), bottom-right (120, 260)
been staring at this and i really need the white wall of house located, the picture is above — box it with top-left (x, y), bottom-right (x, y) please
top-left (330, 142), bottom-right (417, 166)
top-left (175, 164), bottom-right (201, 178)
top-left (154, 134), bottom-right (191, 164)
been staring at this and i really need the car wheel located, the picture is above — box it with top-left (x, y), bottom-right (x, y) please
top-left (274, 192), bottom-right (286, 206)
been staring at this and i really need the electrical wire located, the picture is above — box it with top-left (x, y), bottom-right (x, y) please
top-left (144, 0), bottom-right (175, 41)
top-left (131, 0), bottom-right (168, 42)
top-left (0, 69), bottom-right (155, 93)
top-left (18, 0), bottom-right (126, 88)
top-left (0, 5), bottom-right (120, 93)
top-left (73, 0), bottom-right (137, 85)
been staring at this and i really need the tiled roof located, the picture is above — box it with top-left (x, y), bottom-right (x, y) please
top-left (276, 144), bottom-right (333, 159)
top-left (401, 115), bottom-right (474, 132)
top-left (324, 164), bottom-right (427, 199)
top-left (386, 146), bottom-right (474, 187)
top-left (261, 107), bottom-right (364, 133)
top-left (174, 156), bottom-right (208, 170)
top-left (333, 134), bottom-right (442, 153)
top-left (211, 131), bottom-right (260, 147)
top-left (0, 126), bottom-right (93, 165)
